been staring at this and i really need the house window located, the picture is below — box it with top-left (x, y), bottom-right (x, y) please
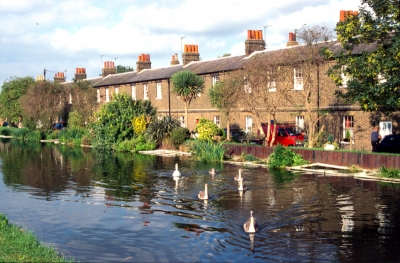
top-left (341, 66), bottom-right (350, 88)
top-left (156, 83), bottom-right (162, 99)
top-left (244, 82), bottom-right (251, 93)
top-left (97, 89), bottom-right (100, 102)
top-left (379, 121), bottom-right (392, 138)
top-left (69, 93), bottom-right (72, 104)
top-left (343, 116), bottom-right (354, 139)
top-left (214, 116), bottom-right (220, 128)
top-left (179, 116), bottom-right (185, 127)
top-left (131, 85), bottom-right (136, 100)
top-left (105, 88), bottom-right (110, 102)
top-left (212, 75), bottom-right (219, 86)
top-left (268, 70), bottom-right (276, 92)
top-left (245, 116), bottom-right (253, 133)
top-left (294, 67), bottom-right (303, 90)
top-left (115, 87), bottom-right (119, 94)
top-left (144, 84), bottom-right (149, 100)
top-left (295, 115), bottom-right (305, 133)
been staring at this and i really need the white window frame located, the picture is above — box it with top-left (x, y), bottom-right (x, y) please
top-left (268, 70), bottom-right (276, 92)
top-left (69, 93), bottom-right (72, 104)
top-left (379, 121), bottom-right (392, 138)
top-left (212, 75), bottom-right (219, 86)
top-left (115, 87), bottom-right (119, 94)
top-left (343, 116), bottom-right (354, 139)
top-left (213, 116), bottom-right (220, 128)
top-left (144, 84), bottom-right (149, 100)
top-left (294, 67), bottom-right (303, 90)
top-left (179, 116), bottom-right (185, 127)
top-left (97, 89), bottom-right (100, 102)
top-left (156, 83), bottom-right (162, 99)
top-left (105, 88), bottom-right (110, 102)
top-left (131, 85), bottom-right (136, 100)
top-left (245, 116), bottom-right (253, 133)
top-left (341, 66), bottom-right (350, 88)
top-left (244, 82), bottom-right (251, 93)
top-left (295, 115), bottom-right (304, 133)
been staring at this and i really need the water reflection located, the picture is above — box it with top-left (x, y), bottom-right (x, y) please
top-left (0, 142), bottom-right (400, 262)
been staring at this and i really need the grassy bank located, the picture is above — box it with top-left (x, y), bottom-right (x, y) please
top-left (0, 213), bottom-right (74, 262)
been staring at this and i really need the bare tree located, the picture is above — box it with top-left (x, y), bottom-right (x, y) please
top-left (20, 81), bottom-right (67, 131)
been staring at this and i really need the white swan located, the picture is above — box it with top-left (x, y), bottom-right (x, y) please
top-left (198, 183), bottom-right (208, 200)
top-left (243, 210), bottom-right (259, 233)
top-left (209, 168), bottom-right (216, 175)
top-left (172, 163), bottom-right (181, 177)
top-left (238, 178), bottom-right (247, 191)
top-left (234, 168), bottom-right (242, 181)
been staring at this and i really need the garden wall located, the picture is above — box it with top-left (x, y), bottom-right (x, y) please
top-left (223, 144), bottom-right (400, 169)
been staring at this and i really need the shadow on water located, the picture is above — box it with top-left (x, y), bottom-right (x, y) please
top-left (1, 142), bottom-right (400, 262)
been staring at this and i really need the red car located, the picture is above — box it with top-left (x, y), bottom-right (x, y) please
top-left (260, 124), bottom-right (304, 147)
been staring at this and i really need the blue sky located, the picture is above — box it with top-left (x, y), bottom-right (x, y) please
top-left (0, 0), bottom-right (361, 86)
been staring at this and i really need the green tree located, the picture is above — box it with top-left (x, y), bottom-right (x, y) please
top-left (171, 70), bottom-right (204, 127)
top-left (116, 65), bottom-right (134, 73)
top-left (329, 1), bottom-right (400, 111)
top-left (67, 80), bottom-right (98, 127)
top-left (91, 93), bottom-right (156, 150)
top-left (194, 118), bottom-right (220, 140)
top-left (209, 75), bottom-right (240, 141)
top-left (0, 77), bottom-right (34, 124)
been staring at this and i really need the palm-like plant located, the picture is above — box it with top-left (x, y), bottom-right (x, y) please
top-left (171, 71), bottom-right (204, 127)
top-left (145, 115), bottom-right (180, 147)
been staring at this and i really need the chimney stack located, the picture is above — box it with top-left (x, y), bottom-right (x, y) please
top-left (102, 61), bottom-right (117, 77)
top-left (170, 53), bottom-right (180, 65)
top-left (339, 10), bottom-right (358, 22)
top-left (36, 75), bottom-right (45, 81)
top-left (182, 44), bottom-right (200, 66)
top-left (286, 32), bottom-right (298, 47)
top-left (245, 30), bottom-right (266, 56)
top-left (136, 54), bottom-right (151, 72)
top-left (74, 68), bottom-right (87, 81)
top-left (54, 72), bottom-right (66, 83)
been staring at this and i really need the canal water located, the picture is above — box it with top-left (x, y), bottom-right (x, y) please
top-left (1, 140), bottom-right (400, 262)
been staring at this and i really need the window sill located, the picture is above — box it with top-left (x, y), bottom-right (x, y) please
top-left (340, 141), bottom-right (354, 144)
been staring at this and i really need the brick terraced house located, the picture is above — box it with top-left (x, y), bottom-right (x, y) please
top-left (55, 11), bottom-right (400, 151)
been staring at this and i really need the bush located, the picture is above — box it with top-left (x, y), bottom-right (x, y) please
top-left (194, 118), bottom-right (220, 140)
top-left (0, 127), bottom-right (10, 136)
top-left (145, 115), bottom-right (180, 146)
top-left (25, 130), bottom-right (42, 142)
top-left (267, 145), bottom-right (309, 169)
top-left (171, 127), bottom-right (190, 148)
top-left (133, 115), bottom-right (147, 135)
top-left (116, 135), bottom-right (156, 152)
top-left (11, 128), bottom-right (30, 141)
top-left (59, 128), bottom-right (86, 146)
top-left (379, 166), bottom-right (400, 179)
top-left (189, 139), bottom-right (225, 162)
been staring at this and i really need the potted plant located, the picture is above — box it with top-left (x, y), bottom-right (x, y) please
top-left (324, 134), bottom-right (335, 150)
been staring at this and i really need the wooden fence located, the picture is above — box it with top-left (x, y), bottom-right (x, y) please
top-left (223, 144), bottom-right (400, 169)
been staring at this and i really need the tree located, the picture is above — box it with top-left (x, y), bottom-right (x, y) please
top-left (117, 65), bottom-right (134, 74)
top-left (0, 77), bottom-right (34, 124)
top-left (20, 80), bottom-right (67, 131)
top-left (67, 80), bottom-right (99, 127)
top-left (329, 1), bottom-right (400, 111)
top-left (171, 70), bottom-right (204, 128)
top-left (208, 73), bottom-right (240, 141)
top-left (91, 93), bottom-right (156, 150)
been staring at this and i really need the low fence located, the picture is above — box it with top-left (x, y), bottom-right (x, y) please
top-left (223, 144), bottom-right (400, 169)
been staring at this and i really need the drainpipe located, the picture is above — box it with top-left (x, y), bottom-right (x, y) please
top-left (317, 63), bottom-right (320, 129)
top-left (168, 78), bottom-right (171, 116)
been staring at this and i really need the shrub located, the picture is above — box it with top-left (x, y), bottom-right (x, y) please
top-left (327, 134), bottom-right (334, 143)
top-left (0, 127), bottom-right (10, 136)
top-left (116, 135), bottom-right (156, 152)
top-left (189, 139), bottom-right (225, 162)
top-left (11, 128), bottom-right (30, 140)
top-left (145, 115), bottom-right (180, 146)
top-left (379, 166), bottom-right (400, 179)
top-left (171, 127), bottom-right (190, 148)
top-left (267, 145), bottom-right (309, 169)
top-left (59, 128), bottom-right (86, 146)
top-left (25, 130), bottom-right (42, 142)
top-left (68, 111), bottom-right (84, 129)
top-left (194, 118), bottom-right (220, 140)
top-left (133, 115), bottom-right (147, 135)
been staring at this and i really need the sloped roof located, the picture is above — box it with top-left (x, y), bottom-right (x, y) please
top-left (125, 64), bottom-right (183, 83)
top-left (184, 55), bottom-right (246, 74)
top-left (93, 71), bottom-right (137, 87)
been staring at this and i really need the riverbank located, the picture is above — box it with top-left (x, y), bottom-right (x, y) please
top-left (0, 214), bottom-right (74, 262)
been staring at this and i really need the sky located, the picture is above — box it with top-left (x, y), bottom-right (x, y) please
top-left (0, 0), bottom-right (362, 86)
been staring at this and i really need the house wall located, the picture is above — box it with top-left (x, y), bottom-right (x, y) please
top-left (94, 58), bottom-right (400, 151)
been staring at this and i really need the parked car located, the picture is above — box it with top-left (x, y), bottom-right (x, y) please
top-left (260, 123), bottom-right (304, 147)
top-left (374, 134), bottom-right (400, 154)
